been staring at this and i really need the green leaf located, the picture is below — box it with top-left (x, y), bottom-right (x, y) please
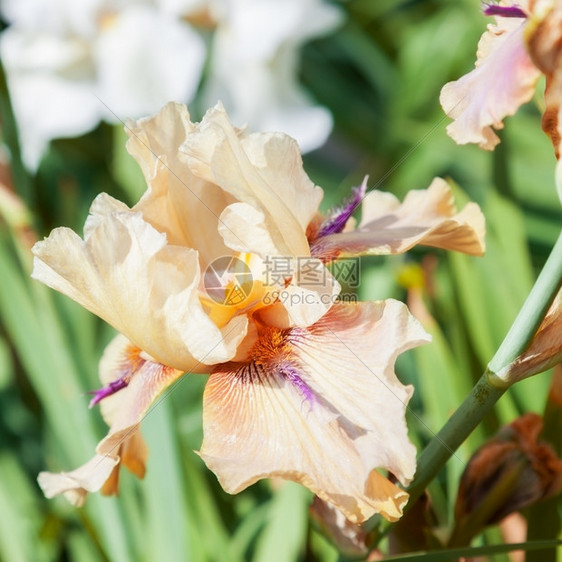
top-left (142, 399), bottom-right (198, 562)
top-left (0, 454), bottom-right (53, 562)
top-left (0, 230), bottom-right (136, 560)
top-left (253, 482), bottom-right (310, 562)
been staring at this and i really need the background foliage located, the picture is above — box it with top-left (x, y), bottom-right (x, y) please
top-left (0, 1), bottom-right (561, 560)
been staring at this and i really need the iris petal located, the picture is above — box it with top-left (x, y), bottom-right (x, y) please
top-left (38, 335), bottom-right (184, 505)
top-left (200, 300), bottom-right (430, 523)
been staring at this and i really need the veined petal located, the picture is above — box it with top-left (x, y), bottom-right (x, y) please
top-left (32, 195), bottom-right (248, 371)
top-left (200, 300), bottom-right (430, 523)
top-left (539, 66), bottom-right (562, 161)
top-left (181, 103), bottom-right (323, 258)
top-left (311, 179), bottom-right (485, 260)
top-left (125, 102), bottom-right (235, 267)
top-left (38, 334), bottom-right (183, 505)
top-left (440, 13), bottom-right (540, 149)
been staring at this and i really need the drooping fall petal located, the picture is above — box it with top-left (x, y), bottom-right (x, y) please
top-left (311, 178), bottom-right (485, 260)
top-left (440, 10), bottom-right (540, 149)
top-left (38, 335), bottom-right (184, 505)
top-left (31, 194), bottom-right (248, 372)
top-left (200, 300), bottom-right (430, 523)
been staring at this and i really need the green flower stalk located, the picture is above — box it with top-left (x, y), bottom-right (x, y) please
top-left (409, 227), bottom-right (562, 509)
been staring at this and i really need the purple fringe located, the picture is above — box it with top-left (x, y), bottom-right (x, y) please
top-left (317, 179), bottom-right (368, 238)
top-left (483, 3), bottom-right (526, 18)
top-left (88, 377), bottom-right (129, 408)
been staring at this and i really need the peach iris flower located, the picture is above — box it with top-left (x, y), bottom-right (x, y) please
top-left (440, 1), bottom-right (562, 159)
top-left (33, 103), bottom-right (485, 523)
top-left (440, 1), bottom-right (540, 150)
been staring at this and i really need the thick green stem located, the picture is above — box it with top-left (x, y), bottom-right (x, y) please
top-left (368, 229), bottom-right (562, 544)
top-left (488, 229), bottom-right (562, 377)
top-left (406, 372), bottom-right (505, 507)
top-left (406, 228), bottom-right (562, 506)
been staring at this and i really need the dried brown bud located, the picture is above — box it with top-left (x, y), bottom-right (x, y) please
top-left (451, 413), bottom-right (562, 546)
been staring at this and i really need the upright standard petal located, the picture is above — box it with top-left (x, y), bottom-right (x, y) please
top-left (32, 194), bottom-right (248, 372)
top-left (200, 300), bottom-right (431, 523)
top-left (311, 178), bottom-right (485, 260)
top-left (440, 11), bottom-right (540, 149)
top-left (125, 102), bottom-right (235, 268)
top-left (181, 103), bottom-right (323, 258)
top-left (38, 334), bottom-right (184, 505)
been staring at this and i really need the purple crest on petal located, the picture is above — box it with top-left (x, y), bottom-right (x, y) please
top-left (317, 178), bottom-right (368, 238)
top-left (483, 3), bottom-right (527, 18)
top-left (280, 364), bottom-right (316, 407)
top-left (88, 378), bottom-right (129, 408)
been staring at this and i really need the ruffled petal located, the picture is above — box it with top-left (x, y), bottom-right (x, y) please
top-left (200, 300), bottom-right (430, 523)
top-left (440, 13), bottom-right (540, 149)
top-left (181, 103), bottom-right (323, 258)
top-left (31, 194), bottom-right (248, 371)
top-left (38, 334), bottom-right (183, 505)
top-left (38, 454), bottom-right (119, 507)
top-left (125, 102), bottom-right (235, 268)
top-left (311, 179), bottom-right (485, 260)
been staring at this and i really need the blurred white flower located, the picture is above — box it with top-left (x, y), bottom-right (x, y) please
top-left (1, 0), bottom-right (342, 169)
top-left (0, 0), bottom-right (206, 168)
top-left (202, 0), bottom-right (342, 153)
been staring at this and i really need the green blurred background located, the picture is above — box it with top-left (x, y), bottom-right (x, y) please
top-left (0, 1), bottom-right (561, 560)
